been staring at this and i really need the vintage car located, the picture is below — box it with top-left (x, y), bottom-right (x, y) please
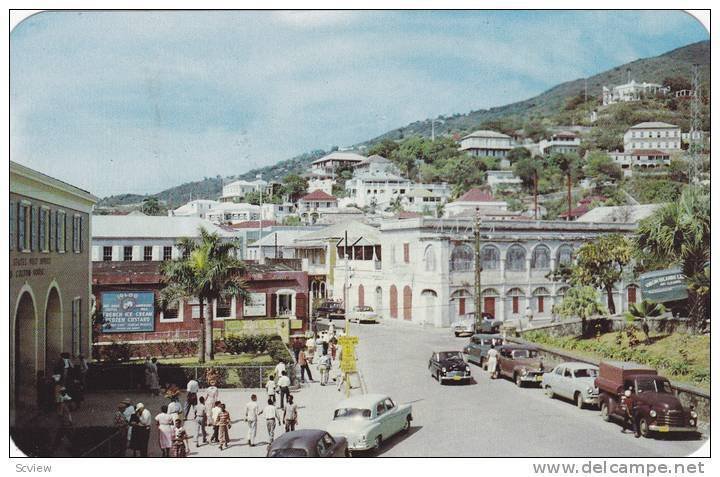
top-left (596, 361), bottom-right (698, 437)
top-left (496, 344), bottom-right (545, 387)
top-left (451, 312), bottom-right (495, 337)
top-left (267, 429), bottom-right (349, 457)
top-left (463, 334), bottom-right (504, 369)
top-left (315, 300), bottom-right (345, 320)
top-left (542, 362), bottom-right (599, 409)
top-left (326, 393), bottom-right (413, 452)
top-left (428, 350), bottom-right (472, 384)
top-left (347, 305), bottom-right (379, 323)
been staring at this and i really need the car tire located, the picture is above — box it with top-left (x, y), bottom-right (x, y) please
top-left (575, 392), bottom-right (585, 409)
top-left (478, 357), bottom-right (484, 369)
top-left (345, 448), bottom-right (352, 458)
top-left (454, 332), bottom-right (460, 337)
top-left (402, 416), bottom-right (411, 433)
top-left (639, 418), bottom-right (650, 438)
top-left (600, 401), bottom-right (611, 422)
top-left (545, 386), bottom-right (554, 399)
top-left (515, 374), bottom-right (524, 388)
top-left (373, 435), bottom-right (383, 453)
top-left (437, 372), bottom-right (444, 385)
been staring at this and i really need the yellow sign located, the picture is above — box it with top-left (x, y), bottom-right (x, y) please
top-left (339, 334), bottom-right (358, 373)
top-left (340, 359), bottom-right (357, 373)
top-left (338, 335), bottom-right (358, 346)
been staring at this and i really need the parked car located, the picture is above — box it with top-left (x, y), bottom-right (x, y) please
top-left (542, 362), bottom-right (599, 409)
top-left (348, 305), bottom-right (379, 323)
top-left (428, 350), bottom-right (472, 384)
top-left (326, 393), bottom-right (413, 453)
top-left (315, 301), bottom-right (345, 320)
top-left (463, 334), bottom-right (504, 369)
top-left (451, 312), bottom-right (495, 337)
top-left (496, 344), bottom-right (545, 387)
top-left (596, 361), bottom-right (698, 437)
top-left (267, 429), bottom-right (349, 457)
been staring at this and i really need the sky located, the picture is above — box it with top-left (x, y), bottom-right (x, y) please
top-left (10, 10), bottom-right (709, 197)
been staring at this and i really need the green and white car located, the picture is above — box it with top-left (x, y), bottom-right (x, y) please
top-left (326, 393), bottom-right (413, 452)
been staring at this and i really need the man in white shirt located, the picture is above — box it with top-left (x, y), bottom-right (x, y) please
top-left (244, 394), bottom-right (260, 446)
top-left (135, 403), bottom-right (152, 457)
top-left (260, 398), bottom-right (279, 444)
top-left (266, 376), bottom-right (277, 405)
top-left (274, 361), bottom-right (286, 383)
top-left (122, 398), bottom-right (135, 442)
top-left (210, 401), bottom-right (222, 444)
top-left (277, 371), bottom-right (291, 409)
top-left (185, 379), bottom-right (199, 418)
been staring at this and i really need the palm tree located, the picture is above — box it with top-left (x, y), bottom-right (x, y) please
top-left (160, 228), bottom-right (248, 363)
top-left (635, 186), bottom-right (710, 328)
top-left (624, 300), bottom-right (666, 343)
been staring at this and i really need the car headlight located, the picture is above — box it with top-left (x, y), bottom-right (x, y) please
top-left (649, 409), bottom-right (657, 418)
top-left (442, 367), bottom-right (447, 373)
top-left (690, 411), bottom-right (698, 419)
top-left (690, 419), bottom-right (696, 427)
top-left (586, 387), bottom-right (593, 394)
top-left (521, 368), bottom-right (528, 376)
top-left (465, 366), bottom-right (470, 371)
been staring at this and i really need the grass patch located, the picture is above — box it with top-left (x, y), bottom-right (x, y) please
top-left (160, 353), bottom-right (275, 366)
top-left (524, 329), bottom-right (709, 392)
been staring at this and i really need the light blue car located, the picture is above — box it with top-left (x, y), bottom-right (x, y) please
top-left (542, 362), bottom-right (599, 409)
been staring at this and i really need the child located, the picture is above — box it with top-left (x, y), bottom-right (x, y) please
top-left (266, 375), bottom-right (277, 405)
top-left (217, 403), bottom-right (231, 451)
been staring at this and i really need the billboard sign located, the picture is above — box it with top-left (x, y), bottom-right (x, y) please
top-left (243, 292), bottom-right (267, 317)
top-left (101, 291), bottom-right (155, 333)
top-left (638, 268), bottom-right (688, 303)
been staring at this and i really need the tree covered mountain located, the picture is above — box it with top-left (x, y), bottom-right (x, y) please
top-left (98, 40), bottom-right (709, 209)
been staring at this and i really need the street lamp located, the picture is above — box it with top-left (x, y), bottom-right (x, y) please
top-left (431, 119), bottom-right (444, 142)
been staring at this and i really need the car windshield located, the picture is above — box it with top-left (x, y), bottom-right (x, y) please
top-left (333, 408), bottom-right (371, 419)
top-left (636, 378), bottom-right (673, 394)
top-left (439, 352), bottom-right (463, 361)
top-left (269, 448), bottom-right (308, 457)
top-left (511, 349), bottom-right (537, 359)
top-left (355, 306), bottom-right (373, 312)
top-left (573, 368), bottom-right (598, 378)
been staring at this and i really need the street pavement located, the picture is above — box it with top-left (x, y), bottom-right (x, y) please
top-left (66, 319), bottom-right (708, 458)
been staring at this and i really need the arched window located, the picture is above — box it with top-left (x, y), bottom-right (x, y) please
top-left (531, 245), bottom-right (551, 270)
top-left (424, 245), bottom-right (436, 272)
top-left (389, 285), bottom-right (398, 319)
top-left (557, 245), bottom-right (573, 267)
top-left (450, 244), bottom-right (474, 272)
top-left (481, 245), bottom-right (500, 270)
top-left (506, 245), bottom-right (527, 271)
top-left (507, 287), bottom-right (525, 314)
top-left (403, 286), bottom-right (412, 321)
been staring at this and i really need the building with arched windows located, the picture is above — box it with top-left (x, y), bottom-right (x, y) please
top-left (10, 162), bottom-right (97, 423)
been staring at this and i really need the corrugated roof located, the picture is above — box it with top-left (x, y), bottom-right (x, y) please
top-left (311, 151), bottom-right (367, 165)
top-left (300, 190), bottom-right (337, 201)
top-left (92, 216), bottom-right (235, 238)
top-left (455, 188), bottom-right (497, 203)
top-left (295, 219), bottom-right (380, 244)
top-left (461, 130), bottom-right (512, 140)
top-left (629, 122), bottom-right (679, 129)
top-left (230, 220), bottom-right (278, 229)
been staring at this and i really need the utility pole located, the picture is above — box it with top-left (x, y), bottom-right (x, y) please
top-left (473, 209), bottom-right (482, 327)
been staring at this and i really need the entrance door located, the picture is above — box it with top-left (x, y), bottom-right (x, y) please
top-left (483, 297), bottom-right (496, 318)
top-left (537, 296), bottom-right (544, 313)
top-left (458, 297), bottom-right (465, 316)
top-left (627, 286), bottom-right (637, 304)
top-left (512, 296), bottom-right (519, 314)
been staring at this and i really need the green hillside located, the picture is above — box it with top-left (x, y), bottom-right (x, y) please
top-left (98, 40), bottom-right (709, 209)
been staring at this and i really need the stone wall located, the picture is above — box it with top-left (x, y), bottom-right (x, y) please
top-left (515, 316), bottom-right (694, 338)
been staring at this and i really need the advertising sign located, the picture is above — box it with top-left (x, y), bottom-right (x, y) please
top-left (639, 268), bottom-right (688, 303)
top-left (243, 292), bottom-right (267, 317)
top-left (223, 318), bottom-right (290, 342)
top-left (339, 335), bottom-right (359, 372)
top-left (101, 291), bottom-right (155, 333)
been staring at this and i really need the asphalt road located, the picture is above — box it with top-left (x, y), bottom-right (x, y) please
top-left (345, 319), bottom-right (708, 457)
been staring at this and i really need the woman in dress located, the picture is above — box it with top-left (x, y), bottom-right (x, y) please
top-left (127, 410), bottom-right (143, 457)
top-left (486, 344), bottom-right (499, 380)
top-left (216, 403), bottom-right (231, 451)
top-left (171, 419), bottom-right (189, 457)
top-left (205, 379), bottom-right (219, 412)
top-left (147, 358), bottom-right (160, 396)
top-left (155, 405), bottom-right (174, 457)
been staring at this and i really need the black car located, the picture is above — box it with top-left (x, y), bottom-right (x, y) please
top-left (428, 351), bottom-right (472, 384)
top-left (267, 430), bottom-right (350, 457)
top-left (315, 301), bottom-right (345, 320)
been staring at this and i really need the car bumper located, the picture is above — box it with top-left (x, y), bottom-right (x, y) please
top-left (520, 374), bottom-right (544, 383)
top-left (648, 425), bottom-right (698, 433)
top-left (440, 373), bottom-right (472, 382)
top-left (583, 395), bottom-right (599, 405)
top-left (453, 329), bottom-right (473, 335)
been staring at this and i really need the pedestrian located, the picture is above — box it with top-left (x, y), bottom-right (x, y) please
top-left (113, 402), bottom-right (129, 456)
top-left (266, 375), bottom-right (277, 405)
top-left (52, 386), bottom-right (73, 450)
top-left (194, 396), bottom-right (208, 447)
top-left (524, 305), bottom-right (533, 328)
top-left (321, 339), bottom-right (330, 356)
top-left (155, 404), bottom-right (174, 457)
top-left (78, 354), bottom-right (89, 389)
top-left (328, 320), bottom-right (336, 338)
top-left (486, 344), bottom-right (499, 379)
top-left (167, 395), bottom-right (182, 422)
top-left (122, 398), bottom-right (135, 447)
top-left (66, 366), bottom-right (84, 410)
top-left (278, 371), bottom-right (291, 409)
top-left (205, 379), bottom-right (219, 410)
top-left (134, 403), bottom-right (152, 457)
top-left (292, 338), bottom-right (302, 362)
top-left (245, 394), bottom-right (259, 446)
top-left (57, 352), bottom-right (72, 384)
top-left (298, 348), bottom-right (313, 383)
top-left (330, 339), bottom-right (337, 361)
top-left (621, 387), bottom-right (641, 438)
top-left (260, 398), bottom-right (279, 444)
top-left (143, 356), bottom-right (152, 390)
top-left (217, 403), bottom-right (231, 451)
top-left (274, 360), bottom-right (286, 384)
top-left (127, 409), bottom-right (142, 457)
top-left (210, 401), bottom-right (222, 444)
top-left (147, 358), bottom-right (160, 396)
top-left (283, 395), bottom-right (298, 432)
top-left (318, 353), bottom-right (331, 386)
top-left (171, 419), bottom-right (189, 457)
top-left (185, 378), bottom-right (199, 418)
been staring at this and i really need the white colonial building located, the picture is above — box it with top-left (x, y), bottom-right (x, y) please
top-left (458, 130), bottom-right (513, 158)
top-left (220, 179), bottom-right (269, 202)
top-left (206, 203), bottom-right (261, 224)
top-left (623, 122), bottom-right (681, 152)
top-left (539, 131), bottom-right (581, 155)
top-left (444, 188), bottom-right (510, 218)
top-left (486, 171), bottom-right (522, 192)
top-left (602, 80), bottom-right (670, 106)
top-left (169, 199), bottom-right (220, 219)
top-left (328, 218), bottom-right (641, 327)
top-left (310, 151), bottom-right (366, 176)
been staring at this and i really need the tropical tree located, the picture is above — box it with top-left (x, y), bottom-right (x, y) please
top-left (388, 196), bottom-right (404, 214)
top-left (552, 286), bottom-right (608, 336)
top-left (142, 197), bottom-right (162, 215)
top-left (160, 228), bottom-right (248, 362)
top-left (570, 234), bottom-right (634, 315)
top-left (583, 152), bottom-right (622, 190)
top-left (549, 153), bottom-right (584, 221)
top-left (624, 300), bottom-right (666, 343)
top-left (513, 155), bottom-right (547, 219)
top-left (635, 186), bottom-right (710, 328)
top-left (280, 174), bottom-right (308, 202)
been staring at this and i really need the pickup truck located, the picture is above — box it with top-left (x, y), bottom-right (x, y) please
top-left (596, 361), bottom-right (698, 437)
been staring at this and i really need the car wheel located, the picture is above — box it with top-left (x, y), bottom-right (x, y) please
top-left (515, 374), bottom-right (524, 387)
top-left (345, 448), bottom-right (352, 458)
top-left (545, 386), bottom-right (554, 399)
top-left (478, 357), bottom-right (484, 369)
top-left (639, 418), bottom-right (650, 438)
top-left (373, 435), bottom-right (383, 453)
top-left (402, 416), bottom-right (411, 433)
top-left (437, 372), bottom-right (444, 384)
top-left (575, 392), bottom-right (585, 409)
top-left (454, 332), bottom-right (460, 337)
top-left (600, 401), bottom-right (611, 422)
